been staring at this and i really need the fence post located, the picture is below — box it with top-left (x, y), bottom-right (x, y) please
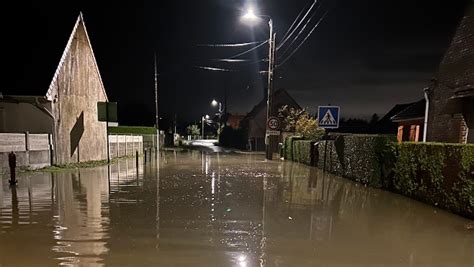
top-left (25, 131), bottom-right (30, 151)
top-left (25, 131), bottom-right (30, 166)
top-left (48, 133), bottom-right (54, 166)
top-left (125, 135), bottom-right (128, 156)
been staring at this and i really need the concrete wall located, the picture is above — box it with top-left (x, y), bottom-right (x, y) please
top-left (0, 133), bottom-right (51, 169)
top-left (0, 102), bottom-right (52, 133)
top-left (109, 135), bottom-right (143, 159)
top-left (48, 21), bottom-right (108, 164)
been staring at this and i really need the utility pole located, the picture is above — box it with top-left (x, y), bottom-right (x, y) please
top-left (154, 53), bottom-right (159, 153)
top-left (265, 19), bottom-right (276, 160)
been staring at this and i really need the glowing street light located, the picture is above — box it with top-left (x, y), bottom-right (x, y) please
top-left (202, 114), bottom-right (210, 139)
top-left (242, 8), bottom-right (258, 21)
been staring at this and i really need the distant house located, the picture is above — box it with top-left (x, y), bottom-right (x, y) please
top-left (226, 114), bottom-right (245, 129)
top-left (0, 14), bottom-right (109, 164)
top-left (391, 99), bottom-right (425, 142)
top-left (426, 4), bottom-right (473, 143)
top-left (241, 89), bottom-right (301, 151)
top-left (376, 102), bottom-right (414, 134)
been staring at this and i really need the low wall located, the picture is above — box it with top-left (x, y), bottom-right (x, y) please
top-left (109, 135), bottom-right (143, 158)
top-left (284, 134), bottom-right (474, 218)
top-left (0, 133), bottom-right (52, 170)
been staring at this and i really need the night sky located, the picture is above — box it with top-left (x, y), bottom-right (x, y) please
top-left (3, 0), bottom-right (471, 129)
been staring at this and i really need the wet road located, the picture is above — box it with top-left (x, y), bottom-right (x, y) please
top-left (0, 151), bottom-right (473, 266)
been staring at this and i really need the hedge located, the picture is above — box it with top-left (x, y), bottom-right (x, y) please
top-left (293, 140), bottom-right (314, 165)
top-left (393, 142), bottom-right (474, 218)
top-left (108, 126), bottom-right (157, 135)
top-left (284, 134), bottom-right (474, 218)
top-left (284, 136), bottom-right (303, 161)
top-left (317, 135), bottom-right (396, 187)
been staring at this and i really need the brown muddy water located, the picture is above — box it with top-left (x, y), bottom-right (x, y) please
top-left (0, 151), bottom-right (473, 266)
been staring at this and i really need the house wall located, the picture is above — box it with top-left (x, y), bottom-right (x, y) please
top-left (48, 22), bottom-right (108, 164)
top-left (0, 102), bottom-right (52, 133)
top-left (427, 5), bottom-right (473, 143)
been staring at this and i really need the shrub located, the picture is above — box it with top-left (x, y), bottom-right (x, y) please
top-left (393, 142), bottom-right (474, 218)
top-left (295, 114), bottom-right (325, 140)
top-left (293, 140), bottom-right (313, 165)
top-left (284, 136), bottom-right (303, 161)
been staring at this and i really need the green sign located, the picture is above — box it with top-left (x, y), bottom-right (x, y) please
top-left (98, 102), bottom-right (118, 122)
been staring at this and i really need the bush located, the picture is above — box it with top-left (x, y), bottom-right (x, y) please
top-left (295, 114), bottom-right (325, 140)
top-left (393, 142), bottom-right (474, 218)
top-left (317, 135), bottom-right (396, 187)
top-left (284, 136), bottom-right (303, 161)
top-left (293, 140), bottom-right (313, 165)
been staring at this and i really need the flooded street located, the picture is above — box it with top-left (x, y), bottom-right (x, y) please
top-left (0, 151), bottom-right (473, 266)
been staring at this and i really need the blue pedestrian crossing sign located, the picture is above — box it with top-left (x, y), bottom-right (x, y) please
top-left (318, 106), bottom-right (340, 129)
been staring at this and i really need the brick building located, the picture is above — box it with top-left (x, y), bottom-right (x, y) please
top-left (426, 4), bottom-right (473, 143)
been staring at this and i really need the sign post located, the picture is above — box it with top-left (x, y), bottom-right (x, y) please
top-left (98, 102), bottom-right (118, 163)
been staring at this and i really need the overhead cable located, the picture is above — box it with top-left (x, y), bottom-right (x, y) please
top-left (277, 10), bottom-right (329, 68)
top-left (197, 40), bottom-right (266, 47)
top-left (277, 0), bottom-right (318, 50)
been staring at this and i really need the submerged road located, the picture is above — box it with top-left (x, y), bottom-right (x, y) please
top-left (0, 151), bottom-right (473, 266)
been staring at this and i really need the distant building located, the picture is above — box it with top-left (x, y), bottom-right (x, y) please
top-left (426, 4), bottom-right (473, 143)
top-left (241, 89), bottom-right (301, 151)
top-left (226, 114), bottom-right (245, 129)
top-left (391, 99), bottom-right (425, 142)
top-left (0, 14), bottom-right (109, 164)
top-left (376, 102), bottom-right (414, 134)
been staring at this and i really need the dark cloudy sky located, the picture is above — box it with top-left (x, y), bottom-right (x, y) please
top-left (2, 0), bottom-right (471, 128)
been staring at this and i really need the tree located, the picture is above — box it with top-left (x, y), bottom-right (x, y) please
top-left (369, 113), bottom-right (380, 126)
top-left (186, 124), bottom-right (200, 136)
top-left (278, 105), bottom-right (307, 132)
top-left (295, 113), bottom-right (325, 140)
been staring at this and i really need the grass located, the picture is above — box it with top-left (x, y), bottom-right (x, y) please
top-left (108, 126), bottom-right (157, 135)
top-left (23, 155), bottom-right (139, 173)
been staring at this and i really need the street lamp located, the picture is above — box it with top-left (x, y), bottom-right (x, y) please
top-left (211, 99), bottom-right (224, 136)
top-left (202, 114), bottom-right (210, 139)
top-left (242, 7), bottom-right (276, 160)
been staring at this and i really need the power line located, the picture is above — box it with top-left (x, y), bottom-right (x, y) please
top-left (280, 1), bottom-right (313, 42)
top-left (277, 10), bottom-right (330, 68)
top-left (277, 0), bottom-right (318, 50)
top-left (197, 40), bottom-right (266, 47)
top-left (227, 40), bottom-right (269, 59)
top-left (278, 12), bottom-right (317, 57)
top-left (195, 66), bottom-right (238, 72)
top-left (212, 58), bottom-right (267, 64)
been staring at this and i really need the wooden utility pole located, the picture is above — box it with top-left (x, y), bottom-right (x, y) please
top-left (154, 53), bottom-right (160, 152)
top-left (265, 19), bottom-right (276, 160)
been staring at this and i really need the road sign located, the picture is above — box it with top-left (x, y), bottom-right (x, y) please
top-left (267, 116), bottom-right (280, 130)
top-left (318, 106), bottom-right (340, 129)
top-left (266, 130), bottom-right (281, 136)
top-left (98, 102), bottom-right (118, 122)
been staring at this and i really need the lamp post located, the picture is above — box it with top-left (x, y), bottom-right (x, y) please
top-left (242, 8), bottom-right (276, 160)
top-left (211, 99), bottom-right (224, 135)
top-left (202, 114), bottom-right (210, 139)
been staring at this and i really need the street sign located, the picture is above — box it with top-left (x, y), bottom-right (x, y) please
top-left (98, 102), bottom-right (118, 122)
top-left (266, 130), bottom-right (281, 136)
top-left (318, 106), bottom-right (340, 129)
top-left (267, 116), bottom-right (280, 130)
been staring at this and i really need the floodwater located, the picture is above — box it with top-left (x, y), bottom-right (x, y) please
top-left (0, 151), bottom-right (473, 267)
